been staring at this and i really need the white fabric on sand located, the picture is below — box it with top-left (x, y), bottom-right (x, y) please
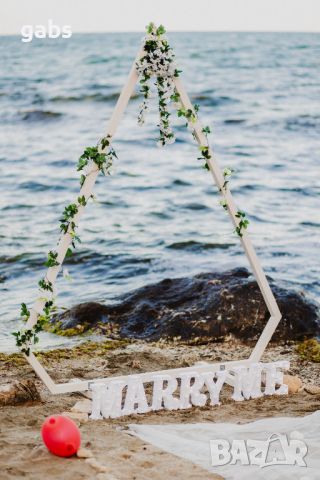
top-left (129, 411), bottom-right (320, 480)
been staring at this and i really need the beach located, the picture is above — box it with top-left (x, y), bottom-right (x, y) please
top-left (1, 28), bottom-right (319, 479)
top-left (1, 338), bottom-right (319, 479)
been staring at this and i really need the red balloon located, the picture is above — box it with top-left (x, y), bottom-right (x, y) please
top-left (41, 415), bottom-right (81, 457)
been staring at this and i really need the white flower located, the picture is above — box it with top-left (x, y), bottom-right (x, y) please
top-left (136, 29), bottom-right (181, 144)
top-left (63, 268), bottom-right (72, 281)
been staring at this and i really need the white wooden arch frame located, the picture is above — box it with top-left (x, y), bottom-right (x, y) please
top-left (24, 47), bottom-right (281, 394)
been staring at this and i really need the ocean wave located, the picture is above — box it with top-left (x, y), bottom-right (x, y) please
top-left (0, 253), bottom-right (36, 265)
top-left (300, 221), bottom-right (320, 228)
top-left (64, 250), bottom-right (153, 267)
top-left (149, 211), bottom-right (172, 220)
top-left (224, 118), bottom-right (246, 124)
top-left (84, 55), bottom-right (110, 64)
top-left (191, 94), bottom-right (240, 107)
top-left (50, 92), bottom-right (139, 103)
top-left (171, 179), bottom-right (192, 186)
top-left (18, 181), bottom-right (65, 191)
top-left (0, 250), bottom-right (154, 283)
top-left (167, 240), bottom-right (234, 251)
top-left (0, 253), bottom-right (44, 279)
top-left (181, 202), bottom-right (210, 211)
top-left (271, 251), bottom-right (298, 257)
top-left (290, 44), bottom-right (309, 50)
top-left (279, 186), bottom-right (319, 197)
top-left (2, 203), bottom-right (37, 211)
top-left (286, 114), bottom-right (320, 131)
top-left (19, 109), bottom-right (63, 121)
top-left (231, 150), bottom-right (252, 157)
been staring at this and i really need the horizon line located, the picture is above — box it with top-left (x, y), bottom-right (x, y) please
top-left (1, 29), bottom-right (320, 36)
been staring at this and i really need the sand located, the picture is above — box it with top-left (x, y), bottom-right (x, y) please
top-left (1, 339), bottom-right (319, 479)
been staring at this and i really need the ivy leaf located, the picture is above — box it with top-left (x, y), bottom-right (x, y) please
top-left (156, 25), bottom-right (166, 36)
top-left (20, 303), bottom-right (30, 318)
top-left (38, 278), bottom-right (53, 293)
top-left (77, 156), bottom-right (88, 171)
top-left (170, 92), bottom-right (180, 103)
top-left (100, 136), bottom-right (111, 150)
top-left (146, 22), bottom-right (155, 34)
top-left (80, 174), bottom-right (86, 187)
top-left (78, 195), bottom-right (87, 207)
top-left (235, 210), bottom-right (246, 218)
top-left (44, 250), bottom-right (59, 268)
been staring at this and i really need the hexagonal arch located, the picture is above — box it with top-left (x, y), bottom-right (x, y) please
top-left (23, 43), bottom-right (281, 395)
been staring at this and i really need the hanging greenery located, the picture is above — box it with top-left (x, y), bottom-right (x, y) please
top-left (136, 22), bottom-right (249, 233)
top-left (136, 22), bottom-right (178, 145)
top-left (235, 211), bottom-right (250, 237)
top-left (13, 23), bottom-right (249, 356)
top-left (13, 135), bottom-right (117, 354)
top-left (12, 300), bottom-right (55, 355)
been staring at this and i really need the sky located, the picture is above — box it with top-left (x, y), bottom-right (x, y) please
top-left (1, 0), bottom-right (320, 35)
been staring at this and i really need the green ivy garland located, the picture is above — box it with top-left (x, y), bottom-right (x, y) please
top-left (136, 22), bottom-right (249, 232)
top-left (13, 23), bottom-right (249, 355)
top-left (13, 135), bottom-right (116, 354)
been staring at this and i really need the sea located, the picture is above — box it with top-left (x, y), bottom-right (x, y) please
top-left (0, 32), bottom-right (319, 352)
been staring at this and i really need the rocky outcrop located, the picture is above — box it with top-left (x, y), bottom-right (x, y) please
top-left (52, 268), bottom-right (320, 343)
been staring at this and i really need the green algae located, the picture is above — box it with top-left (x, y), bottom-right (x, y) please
top-left (296, 338), bottom-right (320, 362)
top-left (0, 339), bottom-right (129, 368)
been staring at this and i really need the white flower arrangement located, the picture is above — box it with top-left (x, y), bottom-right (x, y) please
top-left (136, 22), bottom-right (179, 146)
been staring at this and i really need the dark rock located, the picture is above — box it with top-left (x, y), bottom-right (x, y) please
top-left (52, 268), bottom-right (320, 343)
top-left (54, 302), bottom-right (110, 331)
